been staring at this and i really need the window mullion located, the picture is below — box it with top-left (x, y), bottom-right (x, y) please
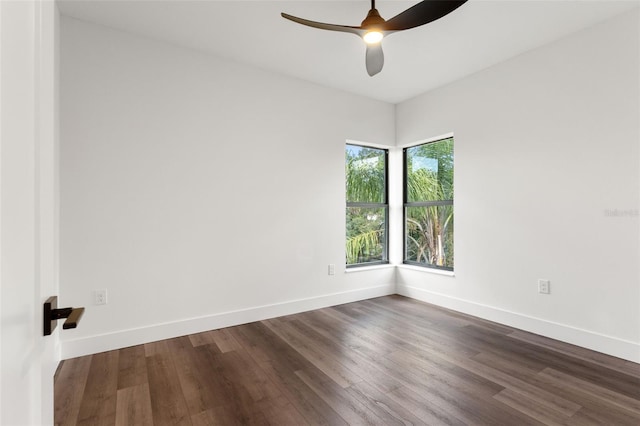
top-left (347, 202), bottom-right (386, 208)
top-left (404, 200), bottom-right (453, 208)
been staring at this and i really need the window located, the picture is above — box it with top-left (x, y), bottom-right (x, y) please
top-left (346, 144), bottom-right (388, 266)
top-left (404, 137), bottom-right (454, 270)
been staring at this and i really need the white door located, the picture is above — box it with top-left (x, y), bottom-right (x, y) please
top-left (1, 1), bottom-right (60, 424)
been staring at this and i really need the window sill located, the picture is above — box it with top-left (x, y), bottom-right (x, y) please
top-left (345, 264), bottom-right (394, 273)
top-left (397, 264), bottom-right (455, 277)
top-left (344, 263), bottom-right (455, 277)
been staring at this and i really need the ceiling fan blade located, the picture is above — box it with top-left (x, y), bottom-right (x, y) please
top-left (281, 13), bottom-right (364, 36)
top-left (366, 43), bottom-right (384, 77)
top-left (382, 0), bottom-right (467, 31)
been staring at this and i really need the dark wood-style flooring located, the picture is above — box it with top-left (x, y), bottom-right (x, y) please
top-left (54, 295), bottom-right (640, 425)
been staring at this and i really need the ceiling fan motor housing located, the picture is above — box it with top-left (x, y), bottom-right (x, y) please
top-left (361, 8), bottom-right (386, 29)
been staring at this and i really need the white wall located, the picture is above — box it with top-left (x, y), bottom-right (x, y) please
top-left (60, 10), bottom-right (640, 363)
top-left (60, 17), bottom-right (396, 358)
top-left (395, 9), bottom-right (640, 362)
top-left (1, 0), bottom-right (60, 424)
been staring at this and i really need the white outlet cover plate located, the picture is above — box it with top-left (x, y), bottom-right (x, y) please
top-left (538, 280), bottom-right (550, 294)
top-left (94, 289), bottom-right (107, 305)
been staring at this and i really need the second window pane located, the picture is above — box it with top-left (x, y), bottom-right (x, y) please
top-left (405, 205), bottom-right (453, 269)
top-left (346, 207), bottom-right (387, 265)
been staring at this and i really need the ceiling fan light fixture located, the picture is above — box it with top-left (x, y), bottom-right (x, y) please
top-left (281, 0), bottom-right (468, 75)
top-left (363, 30), bottom-right (383, 44)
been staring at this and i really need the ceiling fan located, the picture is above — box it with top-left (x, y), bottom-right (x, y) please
top-left (281, 0), bottom-right (468, 76)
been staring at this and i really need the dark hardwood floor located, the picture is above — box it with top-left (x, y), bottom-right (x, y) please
top-left (54, 295), bottom-right (640, 425)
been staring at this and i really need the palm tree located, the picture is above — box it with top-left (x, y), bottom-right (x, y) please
top-left (345, 146), bottom-right (386, 264)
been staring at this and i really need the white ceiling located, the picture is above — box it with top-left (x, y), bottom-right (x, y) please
top-left (57, 0), bottom-right (639, 104)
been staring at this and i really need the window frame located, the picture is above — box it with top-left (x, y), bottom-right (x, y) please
top-left (345, 143), bottom-right (389, 268)
top-left (403, 137), bottom-right (454, 271)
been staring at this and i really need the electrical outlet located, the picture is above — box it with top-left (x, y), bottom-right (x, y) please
top-left (328, 264), bottom-right (335, 275)
top-left (94, 289), bottom-right (107, 305)
top-left (538, 279), bottom-right (550, 294)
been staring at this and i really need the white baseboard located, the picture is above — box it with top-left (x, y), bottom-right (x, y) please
top-left (397, 284), bottom-right (640, 363)
top-left (61, 284), bottom-right (395, 359)
top-left (61, 282), bottom-right (640, 364)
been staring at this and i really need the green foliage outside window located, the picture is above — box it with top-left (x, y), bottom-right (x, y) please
top-left (346, 145), bottom-right (387, 265)
top-left (405, 138), bottom-right (454, 269)
top-left (344, 138), bottom-right (454, 269)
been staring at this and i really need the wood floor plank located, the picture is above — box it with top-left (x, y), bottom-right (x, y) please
top-left (563, 408), bottom-right (609, 426)
top-left (228, 321), bottom-right (313, 372)
top-left (117, 345), bottom-right (148, 390)
top-left (190, 406), bottom-right (239, 426)
top-left (385, 348), bottom-right (504, 397)
top-left (187, 330), bottom-right (218, 348)
top-left (55, 295), bottom-right (640, 426)
top-left (345, 380), bottom-right (429, 426)
top-left (75, 350), bottom-right (119, 426)
top-left (566, 406), bottom-right (640, 426)
top-left (146, 352), bottom-right (192, 425)
top-left (386, 384), bottom-right (467, 426)
top-left (314, 308), bottom-right (401, 355)
top-left (256, 358), bottom-right (348, 426)
top-left (190, 404), bottom-right (270, 426)
top-left (228, 324), bottom-right (348, 425)
top-left (285, 316), bottom-right (404, 394)
top-left (115, 383), bottom-right (153, 426)
top-left (361, 297), bottom-right (467, 331)
top-left (368, 295), bottom-right (518, 336)
top-left (537, 367), bottom-right (640, 417)
top-left (295, 368), bottom-right (385, 425)
top-left (333, 301), bottom-right (481, 360)
top-left (462, 323), bottom-right (640, 399)
top-left (383, 350), bottom-right (545, 426)
top-left (493, 388), bottom-right (569, 426)
top-left (539, 348), bottom-right (640, 402)
top-left (171, 343), bottom-right (226, 415)
top-left (508, 329), bottom-right (640, 378)
top-left (218, 348), bottom-right (284, 404)
top-left (54, 356), bottom-right (92, 426)
top-left (472, 350), bottom-right (544, 379)
top-left (472, 352), bottom-right (582, 417)
top-left (457, 324), bottom-right (554, 371)
top-left (209, 328), bottom-right (242, 353)
top-left (144, 339), bottom-right (173, 357)
top-left (414, 340), bottom-right (584, 418)
top-left (263, 318), bottom-right (364, 388)
top-left (204, 324), bottom-right (318, 421)
top-left (255, 394), bottom-right (310, 426)
top-left (166, 335), bottom-right (197, 355)
top-left (203, 352), bottom-right (272, 425)
top-left (231, 324), bottom-right (348, 424)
